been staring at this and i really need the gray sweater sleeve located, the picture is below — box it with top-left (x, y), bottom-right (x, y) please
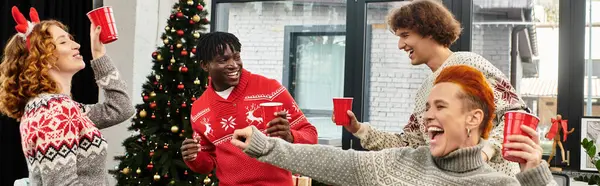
top-left (515, 161), bottom-right (558, 186)
top-left (83, 55), bottom-right (135, 129)
top-left (244, 126), bottom-right (373, 186)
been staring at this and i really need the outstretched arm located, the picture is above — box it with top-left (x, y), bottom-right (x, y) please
top-left (83, 55), bottom-right (135, 129)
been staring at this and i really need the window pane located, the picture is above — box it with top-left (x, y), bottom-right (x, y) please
top-left (473, 0), bottom-right (558, 155)
top-left (583, 0), bottom-right (600, 116)
top-left (215, 1), bottom-right (347, 145)
top-left (364, 2), bottom-right (423, 134)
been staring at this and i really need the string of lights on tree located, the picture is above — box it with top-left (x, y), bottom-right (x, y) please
top-left (108, 0), bottom-right (218, 185)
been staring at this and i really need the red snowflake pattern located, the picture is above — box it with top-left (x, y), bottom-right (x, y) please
top-left (404, 114), bottom-right (420, 132)
top-left (494, 79), bottom-right (518, 104)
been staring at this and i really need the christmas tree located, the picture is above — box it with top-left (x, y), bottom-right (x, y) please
top-left (108, 0), bottom-right (218, 185)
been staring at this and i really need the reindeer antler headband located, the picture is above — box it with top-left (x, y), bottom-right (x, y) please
top-left (12, 6), bottom-right (40, 49)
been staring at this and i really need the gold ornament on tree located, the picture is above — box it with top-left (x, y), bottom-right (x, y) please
top-left (165, 26), bottom-right (170, 32)
top-left (187, 0), bottom-right (194, 5)
top-left (194, 78), bottom-right (201, 85)
top-left (163, 38), bottom-right (169, 45)
top-left (150, 91), bottom-right (157, 97)
top-left (154, 173), bottom-right (161, 181)
top-left (170, 57), bottom-right (176, 63)
top-left (204, 177), bottom-right (211, 184)
top-left (192, 15), bottom-right (201, 22)
top-left (122, 167), bottom-right (131, 175)
top-left (139, 109), bottom-right (147, 118)
top-left (136, 168), bottom-right (141, 174)
top-left (170, 28), bottom-right (176, 33)
top-left (171, 125), bottom-right (179, 133)
top-left (193, 32), bottom-right (200, 38)
top-left (176, 43), bottom-right (183, 48)
top-left (157, 54), bottom-right (163, 61)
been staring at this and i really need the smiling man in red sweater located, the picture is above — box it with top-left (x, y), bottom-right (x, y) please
top-left (181, 32), bottom-right (318, 185)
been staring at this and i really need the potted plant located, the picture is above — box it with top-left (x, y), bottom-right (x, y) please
top-left (574, 138), bottom-right (600, 184)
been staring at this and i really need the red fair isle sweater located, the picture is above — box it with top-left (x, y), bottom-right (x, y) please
top-left (186, 69), bottom-right (318, 186)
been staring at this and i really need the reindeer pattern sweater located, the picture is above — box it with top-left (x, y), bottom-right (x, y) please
top-left (19, 55), bottom-right (135, 186)
top-left (186, 69), bottom-right (318, 186)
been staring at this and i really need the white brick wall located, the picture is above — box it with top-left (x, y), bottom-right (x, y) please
top-left (226, 2), bottom-right (347, 82)
top-left (222, 2), bottom-right (512, 135)
top-left (472, 25), bottom-right (512, 75)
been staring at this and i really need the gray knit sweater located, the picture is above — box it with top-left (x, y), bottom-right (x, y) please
top-left (243, 127), bottom-right (557, 186)
top-left (20, 55), bottom-right (134, 186)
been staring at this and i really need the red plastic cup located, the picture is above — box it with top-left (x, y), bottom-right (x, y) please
top-left (87, 6), bottom-right (118, 44)
top-left (502, 111), bottom-right (540, 163)
top-left (333, 97), bottom-right (353, 126)
top-left (260, 102), bottom-right (283, 128)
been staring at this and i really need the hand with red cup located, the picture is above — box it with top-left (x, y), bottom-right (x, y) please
top-left (331, 98), bottom-right (363, 134)
top-left (87, 6), bottom-right (118, 44)
top-left (502, 111), bottom-right (544, 172)
top-left (332, 98), bottom-right (353, 126)
top-left (261, 102), bottom-right (294, 142)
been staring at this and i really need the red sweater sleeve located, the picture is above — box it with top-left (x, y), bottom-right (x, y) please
top-left (184, 131), bottom-right (217, 174)
top-left (272, 84), bottom-right (318, 144)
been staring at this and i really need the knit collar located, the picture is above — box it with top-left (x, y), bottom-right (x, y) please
top-left (431, 139), bottom-right (487, 173)
top-left (206, 68), bottom-right (251, 102)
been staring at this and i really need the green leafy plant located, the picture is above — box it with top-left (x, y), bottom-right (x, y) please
top-left (574, 138), bottom-right (600, 184)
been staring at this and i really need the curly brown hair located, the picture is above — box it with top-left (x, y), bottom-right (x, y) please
top-left (387, 0), bottom-right (462, 47)
top-left (0, 20), bottom-right (66, 120)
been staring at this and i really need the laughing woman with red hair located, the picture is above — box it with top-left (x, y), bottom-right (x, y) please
top-left (229, 65), bottom-right (556, 186)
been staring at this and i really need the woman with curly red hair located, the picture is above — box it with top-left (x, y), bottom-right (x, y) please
top-left (230, 65), bottom-right (555, 185)
top-left (0, 7), bottom-right (134, 185)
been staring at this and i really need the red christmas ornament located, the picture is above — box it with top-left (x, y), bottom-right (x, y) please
top-left (150, 102), bottom-right (157, 109)
top-left (197, 5), bottom-right (204, 10)
top-left (177, 30), bottom-right (184, 36)
top-left (189, 20), bottom-right (195, 24)
top-left (159, 85), bottom-right (163, 90)
top-left (177, 83), bottom-right (184, 90)
top-left (170, 45), bottom-right (174, 50)
top-left (147, 163), bottom-right (154, 170)
top-left (164, 174), bottom-right (168, 178)
top-left (167, 101), bottom-right (171, 106)
top-left (181, 50), bottom-right (188, 56)
top-left (184, 170), bottom-right (188, 175)
top-left (152, 51), bottom-right (158, 59)
top-left (143, 96), bottom-right (149, 101)
top-left (153, 81), bottom-right (158, 85)
top-left (191, 97), bottom-right (197, 101)
top-left (176, 12), bottom-right (184, 18)
top-left (202, 18), bottom-right (209, 23)
top-left (191, 48), bottom-right (196, 54)
top-left (170, 14), bottom-right (175, 19)
top-left (141, 136), bottom-right (146, 141)
top-left (181, 102), bottom-right (187, 108)
top-left (164, 143), bottom-right (169, 149)
top-left (168, 65), bottom-right (173, 71)
top-left (149, 151), bottom-right (154, 157)
top-left (180, 66), bottom-right (188, 73)
top-left (151, 114), bottom-right (156, 119)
